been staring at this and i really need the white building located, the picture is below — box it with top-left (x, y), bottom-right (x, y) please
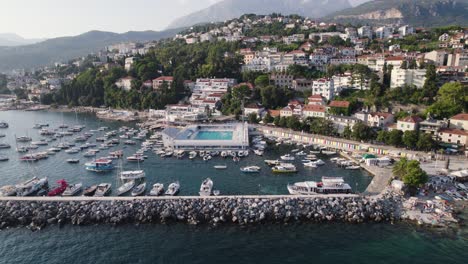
top-left (115, 77), bottom-right (134, 91)
top-left (193, 78), bottom-right (237, 94)
top-left (357, 26), bottom-right (373, 39)
top-left (312, 78), bottom-right (335, 101)
top-left (390, 69), bottom-right (427, 89)
top-left (124, 57), bottom-right (136, 71)
top-left (398, 25), bottom-right (414, 37)
top-left (375, 26), bottom-right (392, 39)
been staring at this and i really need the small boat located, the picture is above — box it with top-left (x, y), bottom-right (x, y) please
top-left (188, 151), bottom-right (197, 159)
top-left (213, 190), bottom-right (221, 196)
top-left (124, 140), bottom-right (136, 145)
top-left (199, 178), bottom-right (213, 196)
top-left (83, 185), bottom-right (98, 196)
top-left (303, 162), bottom-right (318, 168)
top-left (131, 182), bottom-right (146, 196)
top-left (94, 183), bottom-right (112, 197)
top-left (253, 149), bottom-right (264, 156)
top-left (295, 151), bottom-right (307, 156)
top-left (127, 155), bottom-right (145, 162)
top-left (165, 181), bottom-right (180, 196)
top-left (287, 177), bottom-right (352, 195)
top-left (62, 183), bottom-right (83, 196)
top-left (116, 180), bottom-right (136, 196)
top-left (31, 140), bottom-right (48, 146)
top-left (240, 166), bottom-right (261, 173)
top-left (264, 160), bottom-right (281, 166)
top-left (203, 155), bottom-right (212, 161)
top-left (272, 163), bottom-right (298, 173)
top-left (291, 149), bottom-right (300, 153)
top-left (280, 154), bottom-right (295, 161)
top-left (65, 148), bottom-right (80, 154)
top-left (0, 121), bottom-right (8, 128)
top-left (16, 146), bottom-right (28, 153)
top-left (321, 151), bottom-right (337, 156)
top-left (16, 136), bottom-right (32, 142)
top-left (149, 183), bottom-right (164, 196)
top-left (214, 165), bottom-right (227, 170)
top-left (48, 180), bottom-right (68, 196)
top-left (314, 159), bottom-right (326, 166)
top-left (345, 165), bottom-right (361, 170)
top-left (66, 159), bottom-right (80, 164)
top-left (16, 177), bottom-right (48, 196)
top-left (0, 185), bottom-right (17, 196)
top-left (0, 155), bottom-right (9, 162)
top-left (0, 143), bottom-right (11, 149)
top-left (120, 170), bottom-right (146, 180)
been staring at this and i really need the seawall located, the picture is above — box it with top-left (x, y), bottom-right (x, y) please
top-left (0, 194), bottom-right (401, 230)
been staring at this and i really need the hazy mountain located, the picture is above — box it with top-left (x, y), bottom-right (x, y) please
top-left (167, 0), bottom-right (352, 29)
top-left (0, 29), bottom-right (181, 71)
top-left (0, 33), bottom-right (45, 46)
top-left (348, 0), bottom-right (371, 7)
top-left (326, 0), bottom-right (468, 27)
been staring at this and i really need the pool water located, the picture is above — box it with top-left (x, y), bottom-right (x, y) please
top-left (194, 131), bottom-right (233, 140)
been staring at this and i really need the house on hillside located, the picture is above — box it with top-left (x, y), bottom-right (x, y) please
top-left (450, 113), bottom-right (468, 130)
top-left (152, 76), bottom-right (174, 90)
top-left (115, 76), bottom-right (134, 91)
top-left (328, 100), bottom-right (351, 116)
top-left (396, 116), bottom-right (423, 132)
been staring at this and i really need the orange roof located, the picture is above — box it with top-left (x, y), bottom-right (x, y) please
top-left (268, 110), bottom-right (281, 117)
top-left (370, 112), bottom-right (393, 118)
top-left (400, 116), bottom-right (423, 123)
top-left (154, 76), bottom-right (174, 81)
top-left (329, 101), bottom-right (350, 108)
top-left (451, 113), bottom-right (468, 121)
top-left (439, 128), bottom-right (468, 136)
top-left (304, 105), bottom-right (326, 113)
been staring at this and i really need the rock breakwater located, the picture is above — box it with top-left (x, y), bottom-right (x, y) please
top-left (0, 195), bottom-right (401, 230)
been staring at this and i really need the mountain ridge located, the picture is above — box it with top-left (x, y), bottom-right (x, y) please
top-left (167, 0), bottom-right (353, 29)
top-left (0, 33), bottom-right (45, 46)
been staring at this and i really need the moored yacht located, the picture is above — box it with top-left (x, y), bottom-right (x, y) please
top-left (0, 185), bottom-right (17, 196)
top-left (131, 182), bottom-right (146, 196)
top-left (62, 183), bottom-right (83, 196)
top-left (287, 177), bottom-right (352, 195)
top-left (199, 178), bottom-right (213, 196)
top-left (240, 166), bottom-right (261, 173)
top-left (0, 121), bottom-right (8, 128)
top-left (94, 183), bottom-right (112, 197)
top-left (120, 170), bottom-right (146, 181)
top-left (165, 181), bottom-right (180, 196)
top-left (85, 158), bottom-right (115, 172)
top-left (16, 177), bottom-right (48, 196)
top-left (149, 183), bottom-right (164, 196)
top-left (280, 154), bottom-right (295, 161)
top-left (272, 163), bottom-right (298, 173)
top-left (116, 180), bottom-right (136, 196)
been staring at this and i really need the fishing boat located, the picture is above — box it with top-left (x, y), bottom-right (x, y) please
top-left (83, 185), bottom-right (98, 196)
top-left (131, 182), bottom-right (146, 196)
top-left (214, 165), bottom-right (227, 170)
top-left (62, 183), bottom-right (83, 196)
top-left (120, 170), bottom-right (146, 180)
top-left (47, 180), bottom-right (68, 196)
top-left (149, 183), bottom-right (164, 196)
top-left (94, 183), bottom-right (112, 197)
top-left (116, 180), bottom-right (136, 196)
top-left (165, 181), bottom-right (180, 196)
top-left (0, 185), bottom-right (17, 196)
top-left (199, 178), bottom-right (213, 196)
top-left (240, 166), bottom-right (261, 173)
top-left (287, 177), bottom-right (352, 195)
top-left (264, 159), bottom-right (281, 166)
top-left (0, 121), bottom-right (8, 128)
top-left (66, 159), bottom-right (80, 164)
top-left (16, 177), bottom-right (48, 196)
top-left (280, 154), bottom-right (295, 161)
top-left (85, 158), bottom-right (115, 172)
top-left (272, 163), bottom-right (298, 173)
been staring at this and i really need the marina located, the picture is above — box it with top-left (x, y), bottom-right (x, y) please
top-left (0, 111), bottom-right (372, 197)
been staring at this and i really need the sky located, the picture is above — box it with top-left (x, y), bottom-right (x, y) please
top-left (0, 0), bottom-right (222, 39)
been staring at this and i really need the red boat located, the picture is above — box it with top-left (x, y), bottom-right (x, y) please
top-left (47, 180), bottom-right (68, 196)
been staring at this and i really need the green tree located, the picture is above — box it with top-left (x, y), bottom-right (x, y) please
top-left (387, 130), bottom-right (403, 147)
top-left (402, 130), bottom-right (419, 149)
top-left (263, 112), bottom-right (273, 124)
top-left (343, 125), bottom-right (352, 139)
top-left (403, 160), bottom-right (428, 193)
top-left (248, 113), bottom-right (259, 124)
top-left (392, 158), bottom-right (409, 179)
top-left (273, 116), bottom-right (281, 126)
top-left (254, 75), bottom-right (270, 88)
top-left (286, 115), bottom-right (301, 130)
top-left (352, 122), bottom-right (375, 141)
top-left (426, 82), bottom-right (466, 118)
top-left (416, 133), bottom-right (436, 151)
top-left (422, 64), bottom-right (438, 103)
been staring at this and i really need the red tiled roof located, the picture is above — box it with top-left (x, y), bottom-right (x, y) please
top-left (268, 110), bottom-right (281, 117)
top-left (303, 105), bottom-right (326, 112)
top-left (451, 113), bottom-right (468, 121)
top-left (329, 101), bottom-right (350, 108)
top-left (439, 128), bottom-right (468, 136)
top-left (400, 116), bottom-right (423, 123)
top-left (154, 76), bottom-right (174, 81)
top-left (308, 94), bottom-right (324, 100)
top-left (370, 112), bottom-right (393, 118)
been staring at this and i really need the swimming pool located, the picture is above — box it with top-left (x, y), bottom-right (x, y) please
top-left (194, 131), bottom-right (233, 140)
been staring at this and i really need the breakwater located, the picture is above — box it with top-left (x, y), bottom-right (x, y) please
top-left (0, 194), bottom-right (401, 230)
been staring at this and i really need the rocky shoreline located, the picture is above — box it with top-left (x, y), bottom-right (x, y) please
top-left (0, 195), bottom-right (402, 231)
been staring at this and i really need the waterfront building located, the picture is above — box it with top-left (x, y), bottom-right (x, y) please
top-left (438, 128), bottom-right (468, 147)
top-left (161, 123), bottom-right (249, 150)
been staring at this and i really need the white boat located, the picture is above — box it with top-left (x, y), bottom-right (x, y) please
top-left (0, 121), bottom-right (8, 128)
top-left (272, 163), bottom-right (297, 173)
top-left (65, 148), bottom-right (80, 154)
top-left (303, 162), bottom-right (318, 168)
top-left (280, 154), bottom-right (295, 161)
top-left (120, 170), bottom-right (146, 180)
top-left (0, 185), bottom-right (17, 196)
top-left (116, 180), bottom-right (136, 196)
top-left (0, 155), bottom-right (9, 161)
top-left (31, 140), bottom-right (48, 146)
top-left (189, 151), bottom-right (197, 159)
top-left (16, 177), bottom-right (48, 196)
top-left (264, 160), bottom-right (281, 166)
top-left (94, 183), bottom-right (112, 197)
top-left (253, 149), bottom-right (264, 156)
top-left (214, 165), bottom-right (227, 170)
top-left (345, 165), bottom-right (361, 170)
top-left (287, 177), bottom-right (352, 195)
top-left (220, 151), bottom-right (227, 158)
top-left (321, 151), bottom-right (337, 156)
top-left (291, 149), bottom-right (300, 153)
top-left (62, 183), bottom-right (83, 196)
top-left (240, 166), bottom-right (261, 173)
top-left (16, 136), bottom-right (32, 142)
top-left (66, 159), bottom-right (80, 164)
top-left (295, 151), bottom-right (307, 156)
top-left (131, 182), bottom-right (146, 196)
top-left (149, 183), bottom-right (164, 196)
top-left (203, 155), bottom-right (212, 161)
top-left (314, 159), bottom-right (326, 166)
top-left (127, 155), bottom-right (145, 162)
top-left (165, 181), bottom-right (180, 196)
top-left (199, 178), bottom-right (213, 196)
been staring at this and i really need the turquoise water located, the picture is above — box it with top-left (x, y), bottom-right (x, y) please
top-left (0, 223), bottom-right (467, 264)
top-left (0, 110), bottom-right (372, 195)
top-left (194, 131), bottom-right (233, 140)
